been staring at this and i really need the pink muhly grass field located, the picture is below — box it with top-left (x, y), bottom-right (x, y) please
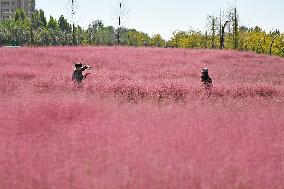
top-left (0, 46), bottom-right (284, 189)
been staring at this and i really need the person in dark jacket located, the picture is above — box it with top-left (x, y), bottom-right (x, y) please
top-left (201, 68), bottom-right (212, 89)
top-left (72, 62), bottom-right (91, 85)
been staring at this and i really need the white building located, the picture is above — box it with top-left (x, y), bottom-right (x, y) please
top-left (0, 0), bottom-right (35, 20)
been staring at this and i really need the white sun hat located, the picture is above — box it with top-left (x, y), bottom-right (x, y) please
top-left (201, 68), bottom-right (208, 73)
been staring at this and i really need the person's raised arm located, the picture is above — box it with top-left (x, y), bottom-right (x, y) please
top-left (81, 65), bottom-right (91, 71)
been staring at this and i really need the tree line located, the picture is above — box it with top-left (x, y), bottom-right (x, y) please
top-left (0, 9), bottom-right (165, 47)
top-left (168, 7), bottom-right (284, 57)
top-left (0, 8), bottom-right (283, 57)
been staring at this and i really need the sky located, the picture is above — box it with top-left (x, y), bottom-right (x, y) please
top-left (37, 0), bottom-right (284, 40)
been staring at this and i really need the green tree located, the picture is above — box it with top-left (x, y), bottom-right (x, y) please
top-left (207, 15), bottom-right (218, 48)
top-left (150, 34), bottom-right (165, 47)
top-left (58, 15), bottom-right (72, 45)
top-left (14, 8), bottom-right (26, 22)
top-left (47, 16), bottom-right (58, 30)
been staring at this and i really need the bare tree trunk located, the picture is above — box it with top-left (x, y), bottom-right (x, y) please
top-left (270, 34), bottom-right (280, 55)
top-left (220, 21), bottom-right (229, 49)
top-left (205, 31), bottom-right (208, 48)
top-left (233, 7), bottom-right (239, 49)
top-left (69, 0), bottom-right (78, 46)
top-left (117, 15), bottom-right (121, 45)
top-left (114, 1), bottom-right (129, 45)
top-left (72, 23), bottom-right (76, 45)
top-left (208, 16), bottom-right (217, 48)
top-left (211, 18), bottom-right (216, 49)
top-left (117, 3), bottom-right (122, 45)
